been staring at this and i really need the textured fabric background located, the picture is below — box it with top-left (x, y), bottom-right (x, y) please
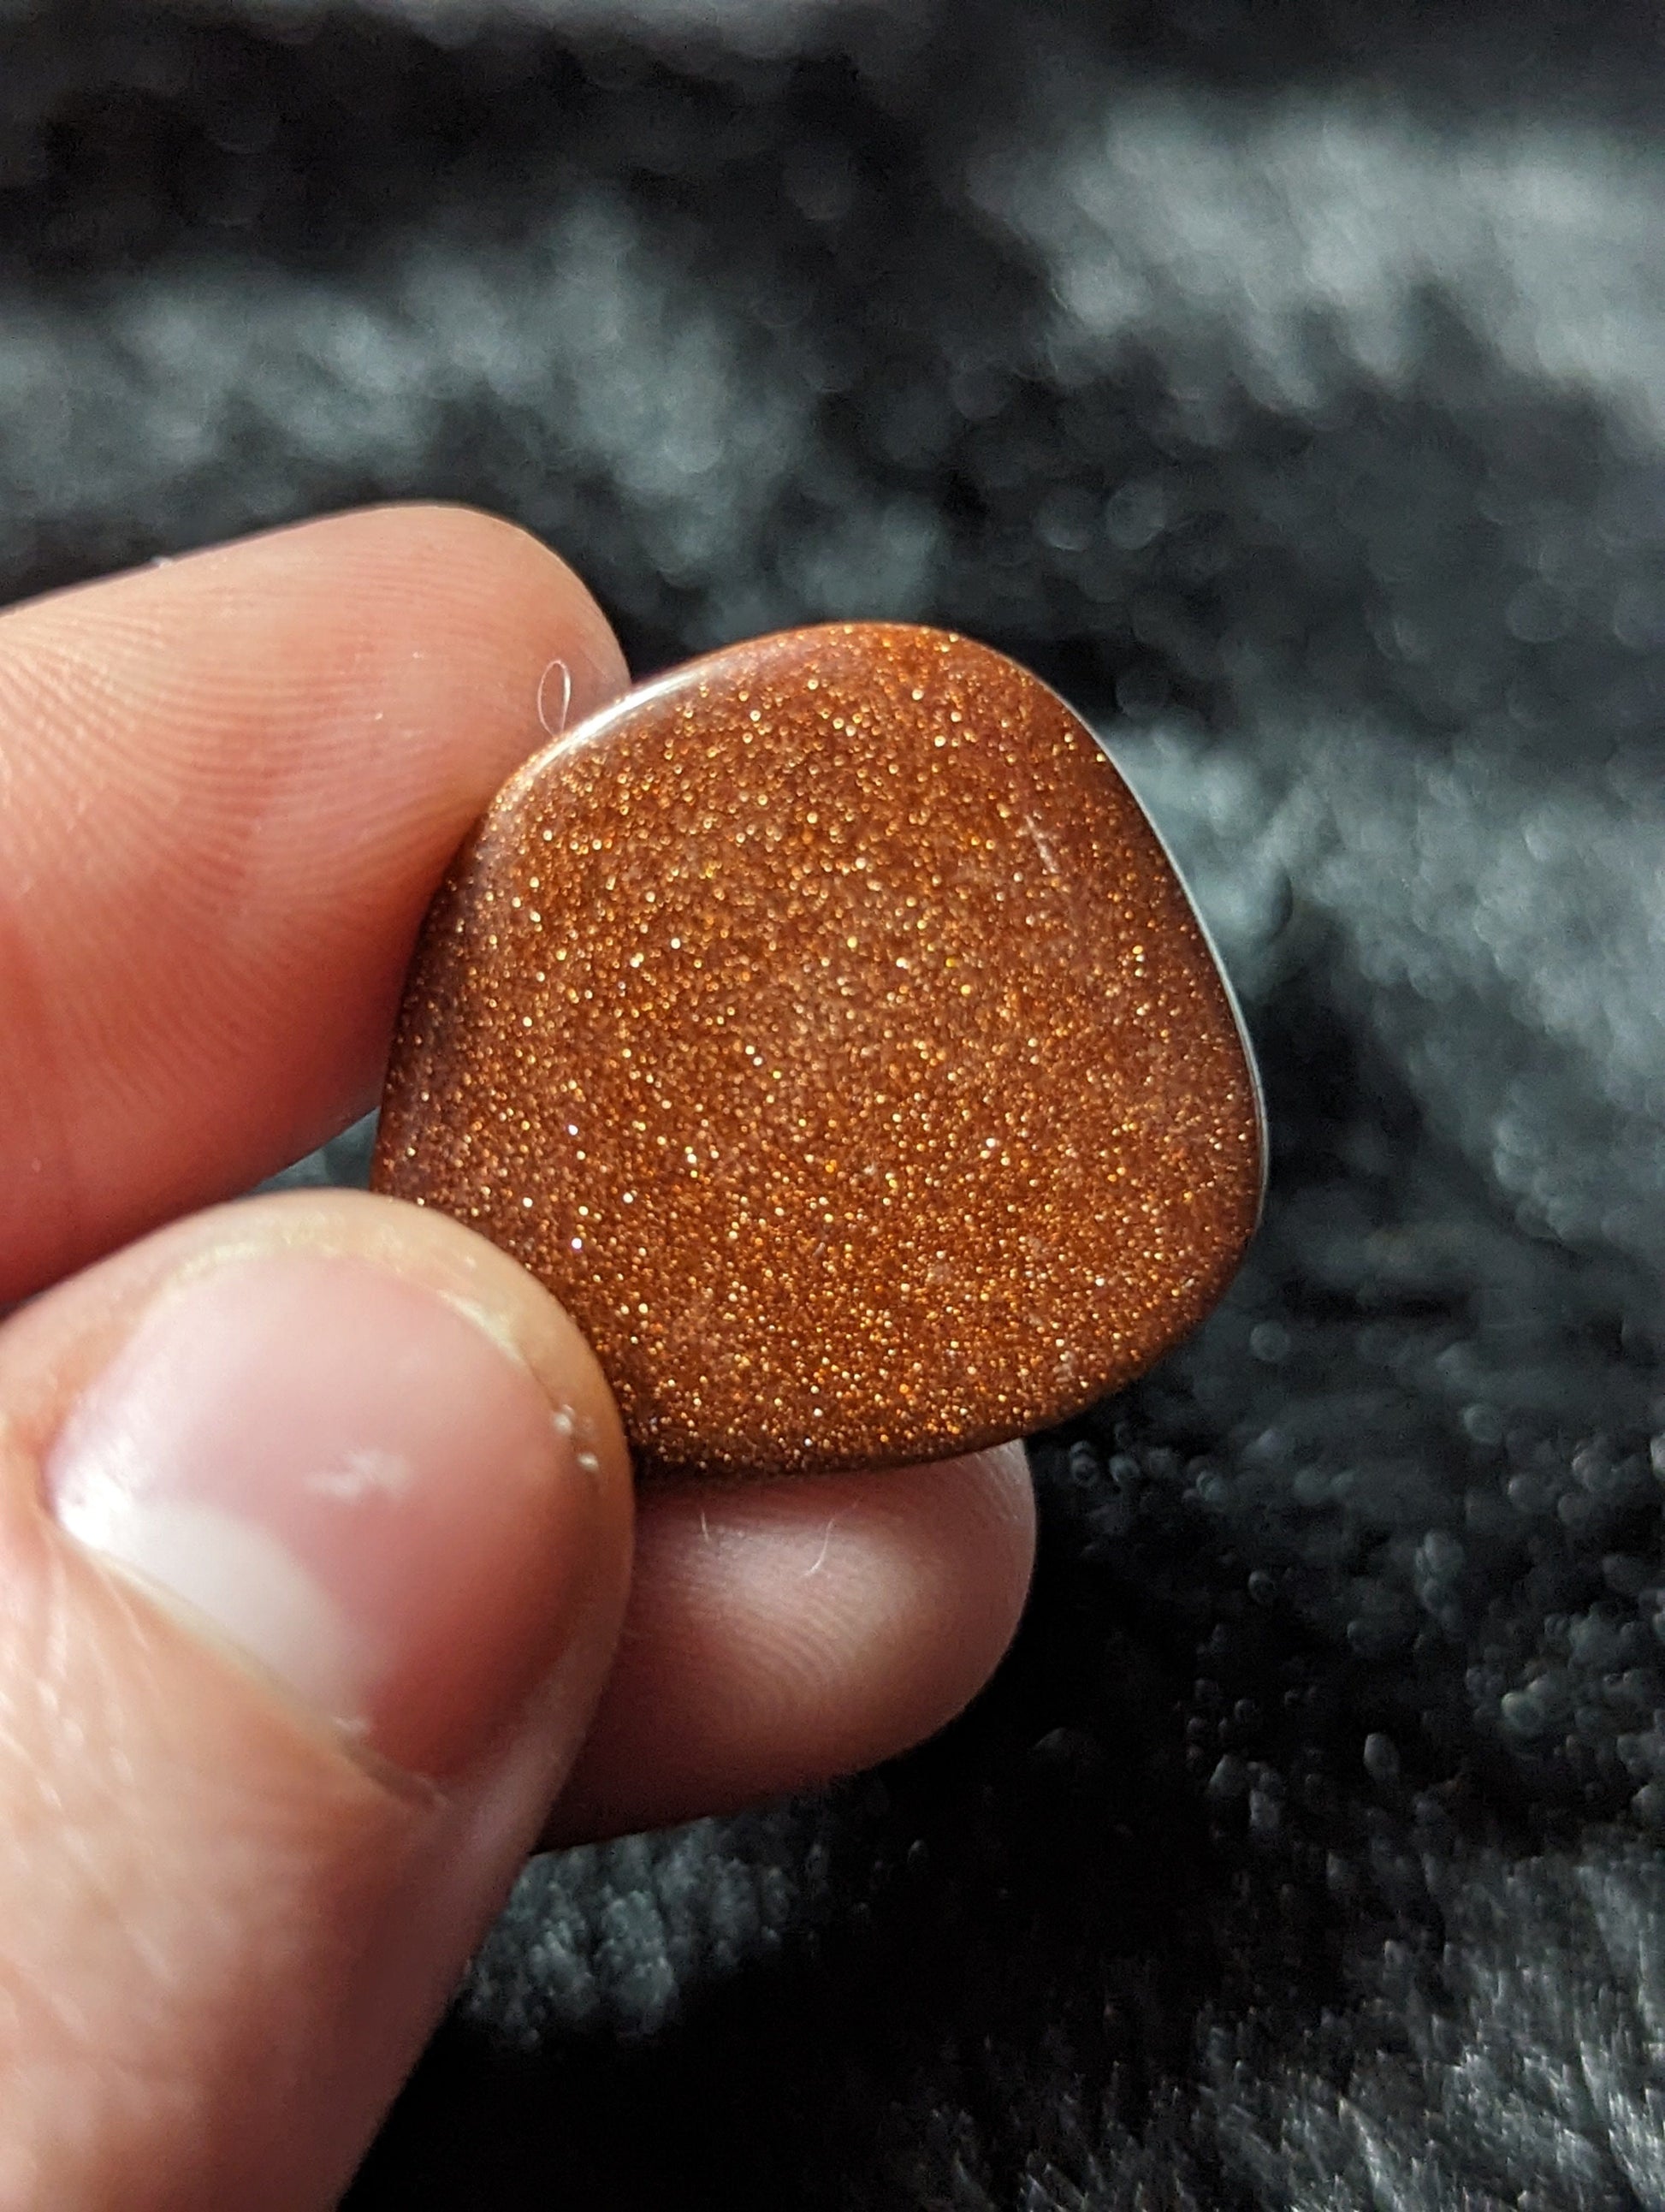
top-left (9, 2), bottom-right (1665, 2202)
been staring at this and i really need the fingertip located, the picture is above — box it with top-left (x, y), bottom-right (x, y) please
top-left (549, 1444), bottom-right (1036, 1842)
top-left (0, 1186), bottom-right (637, 2203)
top-left (14, 501), bottom-right (629, 708)
top-left (0, 504), bottom-right (631, 1302)
top-left (303, 502), bottom-right (631, 710)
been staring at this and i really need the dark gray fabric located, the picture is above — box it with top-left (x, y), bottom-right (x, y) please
top-left (9, 2), bottom-right (1665, 2200)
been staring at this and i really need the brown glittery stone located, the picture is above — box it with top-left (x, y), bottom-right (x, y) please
top-left (371, 623), bottom-right (1264, 1480)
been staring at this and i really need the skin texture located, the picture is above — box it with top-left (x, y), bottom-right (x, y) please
top-left (0, 504), bottom-right (628, 1303)
top-left (0, 507), bottom-right (1036, 2207)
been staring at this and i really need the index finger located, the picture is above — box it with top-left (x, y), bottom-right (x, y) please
top-left (0, 505), bottom-right (628, 1303)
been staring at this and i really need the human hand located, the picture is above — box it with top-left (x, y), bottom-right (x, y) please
top-left (0, 507), bottom-right (1035, 2208)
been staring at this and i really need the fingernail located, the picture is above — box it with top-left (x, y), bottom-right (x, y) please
top-left (44, 1251), bottom-right (597, 1778)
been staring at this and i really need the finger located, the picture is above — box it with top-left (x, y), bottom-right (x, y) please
top-left (0, 504), bottom-right (627, 1303)
top-left (0, 1189), bottom-right (632, 2210)
top-left (549, 1444), bottom-right (1035, 1843)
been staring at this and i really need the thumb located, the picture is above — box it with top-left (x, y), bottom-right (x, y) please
top-left (0, 1190), bottom-right (633, 2210)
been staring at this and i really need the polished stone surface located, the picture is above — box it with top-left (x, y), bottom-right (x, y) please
top-left (374, 623), bottom-right (1262, 1477)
